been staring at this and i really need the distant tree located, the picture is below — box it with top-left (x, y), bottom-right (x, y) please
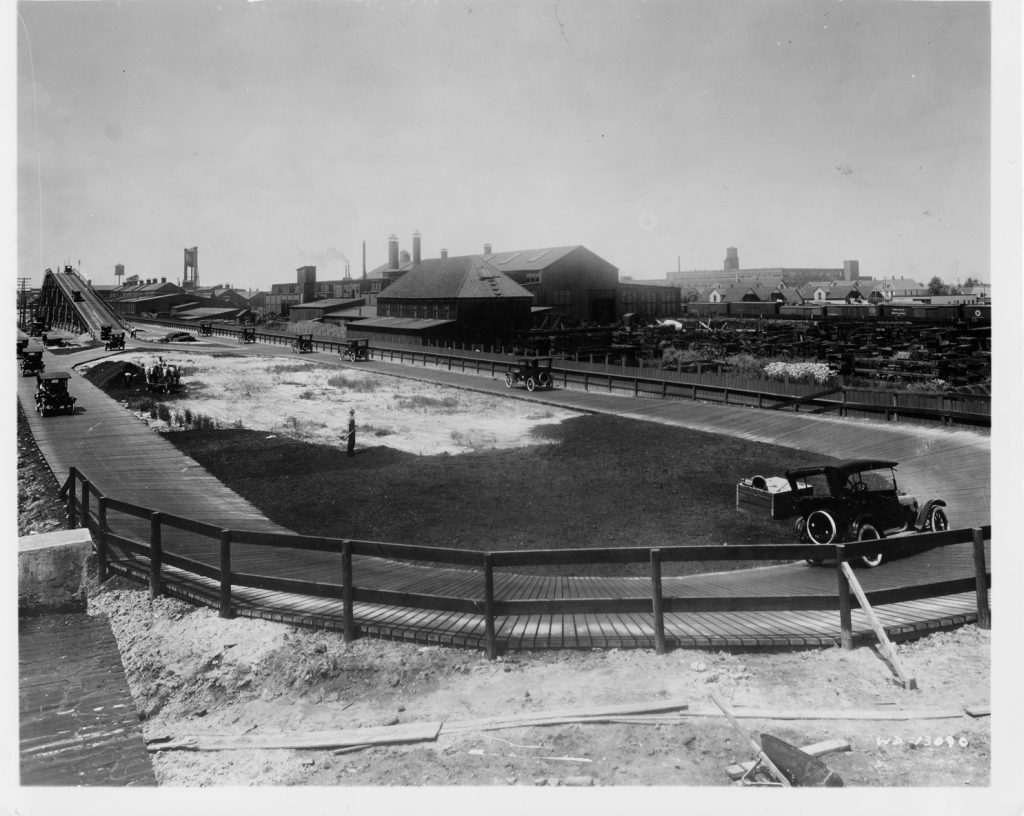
top-left (963, 277), bottom-right (981, 288)
top-left (927, 276), bottom-right (948, 296)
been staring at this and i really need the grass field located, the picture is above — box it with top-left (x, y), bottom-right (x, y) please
top-left (164, 413), bottom-right (837, 577)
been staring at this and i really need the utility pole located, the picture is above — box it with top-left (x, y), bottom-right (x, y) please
top-left (17, 277), bottom-right (30, 330)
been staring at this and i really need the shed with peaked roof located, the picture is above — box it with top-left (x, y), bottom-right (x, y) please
top-left (482, 245), bottom-right (619, 325)
top-left (373, 255), bottom-right (534, 346)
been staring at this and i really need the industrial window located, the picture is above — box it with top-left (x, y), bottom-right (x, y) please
top-left (525, 272), bottom-right (541, 284)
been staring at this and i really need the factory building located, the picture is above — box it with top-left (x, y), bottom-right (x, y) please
top-left (357, 254), bottom-right (534, 347)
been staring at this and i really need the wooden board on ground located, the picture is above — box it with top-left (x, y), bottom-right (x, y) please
top-left (147, 720), bottom-right (443, 752)
top-left (439, 699), bottom-right (690, 736)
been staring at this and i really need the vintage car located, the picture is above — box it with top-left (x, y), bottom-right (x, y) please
top-left (239, 327), bottom-right (256, 344)
top-left (20, 348), bottom-right (45, 376)
top-left (199, 322), bottom-right (213, 336)
top-left (99, 325), bottom-right (112, 340)
top-left (292, 334), bottom-right (314, 353)
top-left (340, 338), bottom-right (370, 362)
top-left (35, 371), bottom-right (77, 416)
top-left (158, 331), bottom-right (196, 344)
top-left (786, 459), bottom-right (948, 568)
top-left (505, 356), bottom-right (554, 392)
top-left (104, 331), bottom-right (126, 351)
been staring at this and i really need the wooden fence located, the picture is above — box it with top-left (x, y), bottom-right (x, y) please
top-left (62, 468), bottom-right (991, 658)
top-left (133, 317), bottom-right (990, 428)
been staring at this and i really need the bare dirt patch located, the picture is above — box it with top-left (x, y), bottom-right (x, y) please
top-left (79, 351), bottom-right (577, 455)
top-left (88, 582), bottom-right (990, 787)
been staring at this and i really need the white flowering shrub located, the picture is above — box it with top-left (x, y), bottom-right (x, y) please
top-left (763, 361), bottom-right (837, 384)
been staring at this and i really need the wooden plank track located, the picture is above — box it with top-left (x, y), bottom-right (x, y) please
top-left (18, 341), bottom-right (990, 658)
top-left (19, 613), bottom-right (156, 786)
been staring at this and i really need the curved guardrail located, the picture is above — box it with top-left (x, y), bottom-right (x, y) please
top-left (60, 467), bottom-right (992, 657)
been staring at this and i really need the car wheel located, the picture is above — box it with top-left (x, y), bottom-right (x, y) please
top-left (526, 377), bottom-right (537, 392)
top-left (538, 371), bottom-right (551, 386)
top-left (857, 522), bottom-right (884, 568)
top-left (928, 506), bottom-right (949, 532)
top-left (504, 373), bottom-right (514, 388)
top-left (806, 510), bottom-right (838, 546)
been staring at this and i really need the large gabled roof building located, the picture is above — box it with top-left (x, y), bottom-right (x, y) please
top-left (478, 244), bottom-right (619, 325)
top-left (367, 254), bottom-right (534, 346)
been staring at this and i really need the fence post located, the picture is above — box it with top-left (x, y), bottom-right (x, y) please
top-left (80, 479), bottom-right (90, 531)
top-left (836, 545), bottom-right (853, 649)
top-left (149, 511), bottom-right (163, 599)
top-left (650, 549), bottom-right (666, 654)
top-left (484, 554), bottom-right (498, 660)
top-left (972, 528), bottom-right (991, 629)
top-left (96, 496), bottom-right (109, 583)
top-left (65, 467), bottom-right (78, 529)
top-left (840, 389), bottom-right (848, 418)
top-left (342, 540), bottom-right (355, 641)
top-left (219, 530), bottom-right (233, 619)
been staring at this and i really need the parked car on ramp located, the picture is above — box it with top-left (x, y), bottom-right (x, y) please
top-left (158, 331), bottom-right (196, 344)
top-left (786, 459), bottom-right (948, 568)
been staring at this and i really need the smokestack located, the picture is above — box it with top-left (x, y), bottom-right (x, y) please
top-left (843, 260), bottom-right (860, 281)
top-left (388, 234), bottom-right (399, 271)
top-left (412, 231), bottom-right (421, 265)
top-left (484, 243), bottom-right (492, 256)
top-left (362, 240), bottom-right (367, 279)
top-left (441, 248), bottom-right (448, 259)
top-left (161, 277), bottom-right (166, 283)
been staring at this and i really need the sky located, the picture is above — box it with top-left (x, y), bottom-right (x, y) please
top-left (13, 0), bottom-right (999, 292)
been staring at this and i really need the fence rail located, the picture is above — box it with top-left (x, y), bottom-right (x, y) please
top-left (131, 317), bottom-right (990, 427)
top-left (63, 467), bottom-right (991, 657)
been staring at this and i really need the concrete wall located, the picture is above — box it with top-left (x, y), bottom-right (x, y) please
top-left (19, 529), bottom-right (93, 615)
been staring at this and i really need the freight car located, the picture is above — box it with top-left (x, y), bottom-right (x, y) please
top-left (682, 300), bottom-right (988, 326)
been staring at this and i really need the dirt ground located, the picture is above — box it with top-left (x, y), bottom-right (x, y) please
top-left (76, 349), bottom-right (578, 456)
top-left (86, 580), bottom-right (989, 789)
top-left (17, 348), bottom-right (995, 791)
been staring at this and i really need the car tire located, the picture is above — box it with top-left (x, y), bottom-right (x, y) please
top-left (806, 510), bottom-right (838, 546)
top-left (538, 371), bottom-right (551, 386)
top-left (928, 506), bottom-right (949, 533)
top-left (504, 373), bottom-right (514, 388)
top-left (857, 522), bottom-right (884, 568)
top-left (526, 377), bottom-right (537, 392)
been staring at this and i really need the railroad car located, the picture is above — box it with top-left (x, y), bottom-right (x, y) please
top-left (961, 304), bottom-right (991, 325)
top-left (729, 301), bottom-right (781, 319)
top-left (779, 304), bottom-right (826, 320)
top-left (824, 303), bottom-right (876, 321)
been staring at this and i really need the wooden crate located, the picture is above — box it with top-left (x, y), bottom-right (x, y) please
top-left (736, 482), bottom-right (811, 520)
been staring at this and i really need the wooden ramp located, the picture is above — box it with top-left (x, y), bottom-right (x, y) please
top-left (18, 340), bottom-right (990, 653)
top-left (19, 613), bottom-right (156, 786)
